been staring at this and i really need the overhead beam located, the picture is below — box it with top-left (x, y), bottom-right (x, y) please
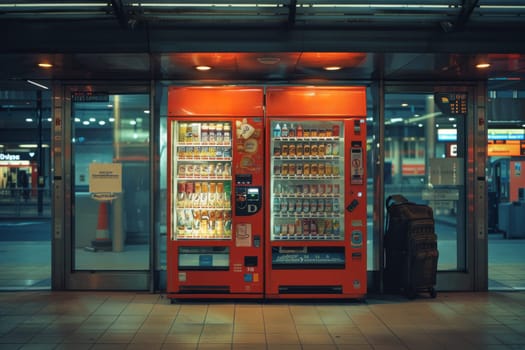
top-left (288, 0), bottom-right (297, 27)
top-left (111, 0), bottom-right (134, 30)
top-left (455, 0), bottom-right (480, 30)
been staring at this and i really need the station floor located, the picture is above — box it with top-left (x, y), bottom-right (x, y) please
top-left (0, 290), bottom-right (525, 350)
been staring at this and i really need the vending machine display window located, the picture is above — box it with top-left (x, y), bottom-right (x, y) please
top-left (171, 121), bottom-right (233, 241)
top-left (270, 121), bottom-right (345, 242)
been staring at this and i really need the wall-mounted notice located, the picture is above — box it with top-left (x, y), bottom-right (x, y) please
top-left (89, 163), bottom-right (122, 194)
top-left (429, 158), bottom-right (464, 186)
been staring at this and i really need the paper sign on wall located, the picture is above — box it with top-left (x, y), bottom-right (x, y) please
top-left (89, 163), bottom-right (122, 194)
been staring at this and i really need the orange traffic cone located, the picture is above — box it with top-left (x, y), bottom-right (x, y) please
top-left (91, 201), bottom-right (112, 251)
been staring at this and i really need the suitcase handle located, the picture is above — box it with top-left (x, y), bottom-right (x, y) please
top-left (386, 194), bottom-right (409, 208)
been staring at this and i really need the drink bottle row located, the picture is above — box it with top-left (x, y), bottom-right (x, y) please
top-left (177, 163), bottom-right (232, 178)
top-left (274, 197), bottom-right (340, 215)
top-left (273, 123), bottom-right (340, 138)
top-left (179, 122), bottom-right (232, 143)
top-left (177, 146), bottom-right (232, 158)
top-left (273, 142), bottom-right (340, 157)
top-left (176, 209), bottom-right (232, 238)
top-left (177, 181), bottom-right (232, 208)
top-left (274, 218), bottom-right (342, 238)
top-left (274, 183), bottom-right (340, 195)
top-left (274, 162), bottom-right (341, 177)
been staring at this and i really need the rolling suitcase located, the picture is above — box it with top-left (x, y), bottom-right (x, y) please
top-left (384, 194), bottom-right (438, 298)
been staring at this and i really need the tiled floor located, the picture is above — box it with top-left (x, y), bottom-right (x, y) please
top-left (1, 291), bottom-right (525, 350)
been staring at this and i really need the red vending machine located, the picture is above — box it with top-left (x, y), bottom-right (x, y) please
top-left (264, 86), bottom-right (368, 299)
top-left (166, 86), bottom-right (265, 300)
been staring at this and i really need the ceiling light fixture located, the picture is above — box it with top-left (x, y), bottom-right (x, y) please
top-left (257, 57), bottom-right (281, 65)
top-left (195, 65), bottom-right (212, 71)
top-left (323, 66), bottom-right (342, 71)
top-left (26, 79), bottom-right (49, 90)
top-left (476, 63), bottom-right (491, 69)
top-left (38, 62), bottom-right (53, 68)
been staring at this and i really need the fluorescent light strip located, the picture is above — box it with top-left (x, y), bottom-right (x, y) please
top-left (309, 4), bottom-right (451, 8)
top-left (26, 80), bottom-right (49, 90)
top-left (131, 3), bottom-right (279, 7)
top-left (0, 3), bottom-right (106, 7)
top-left (480, 5), bottom-right (525, 9)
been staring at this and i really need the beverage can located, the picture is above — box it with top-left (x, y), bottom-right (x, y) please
top-left (326, 143), bottom-right (332, 155)
top-left (303, 163), bottom-right (310, 176)
top-left (281, 163), bottom-right (289, 176)
top-left (289, 144), bottom-right (296, 156)
top-left (319, 143), bottom-right (326, 155)
top-left (333, 184), bottom-right (340, 194)
top-left (319, 163), bottom-right (325, 175)
top-left (289, 163), bottom-right (296, 176)
top-left (295, 199), bottom-right (303, 213)
top-left (333, 198), bottom-right (340, 212)
top-left (281, 198), bottom-right (288, 212)
top-left (325, 198), bottom-right (333, 212)
top-left (332, 124), bottom-right (340, 137)
top-left (296, 143), bottom-right (303, 156)
top-left (274, 165), bottom-right (281, 175)
top-left (311, 144), bottom-right (318, 156)
top-left (304, 143), bottom-right (311, 156)
top-left (310, 199), bottom-right (317, 213)
top-left (281, 144), bottom-right (289, 156)
top-left (317, 199), bottom-right (324, 212)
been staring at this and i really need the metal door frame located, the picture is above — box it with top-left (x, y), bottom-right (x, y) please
top-left (375, 81), bottom-right (487, 292)
top-left (51, 82), bottom-right (157, 291)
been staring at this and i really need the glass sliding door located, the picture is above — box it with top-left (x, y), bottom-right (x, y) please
top-left (383, 86), bottom-right (480, 290)
top-left (62, 85), bottom-right (152, 290)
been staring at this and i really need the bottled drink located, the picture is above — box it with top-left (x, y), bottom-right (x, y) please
top-left (273, 123), bottom-right (281, 137)
top-left (296, 124), bottom-right (304, 137)
top-left (288, 123), bottom-right (296, 137)
top-left (281, 123), bottom-right (289, 137)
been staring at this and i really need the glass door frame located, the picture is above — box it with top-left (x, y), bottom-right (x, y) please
top-left (52, 82), bottom-right (157, 291)
top-left (375, 82), bottom-right (487, 292)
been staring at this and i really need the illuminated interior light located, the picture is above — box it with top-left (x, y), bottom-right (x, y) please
top-left (418, 124), bottom-right (423, 128)
top-left (107, 104), bottom-right (113, 108)
top-left (323, 66), bottom-right (342, 71)
top-left (401, 103), bottom-right (409, 107)
top-left (130, 120), bottom-right (137, 125)
top-left (144, 110), bottom-right (150, 114)
top-left (38, 62), bottom-right (53, 68)
top-left (89, 117), bottom-right (96, 122)
top-left (257, 57), bottom-right (281, 65)
top-left (133, 133), bottom-right (138, 139)
top-left (98, 120), bottom-right (106, 126)
top-left (25, 118), bottom-right (33, 122)
top-left (74, 117), bottom-right (81, 122)
top-left (109, 118), bottom-right (115, 122)
top-left (195, 65), bottom-right (212, 71)
top-left (476, 63), bottom-right (491, 69)
top-left (19, 144), bottom-right (38, 148)
top-left (47, 118), bottom-right (52, 122)
top-left (82, 121), bottom-right (90, 125)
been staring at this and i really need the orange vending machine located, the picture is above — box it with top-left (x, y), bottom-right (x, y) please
top-left (166, 87), bottom-right (265, 300)
top-left (265, 86), bottom-right (368, 299)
